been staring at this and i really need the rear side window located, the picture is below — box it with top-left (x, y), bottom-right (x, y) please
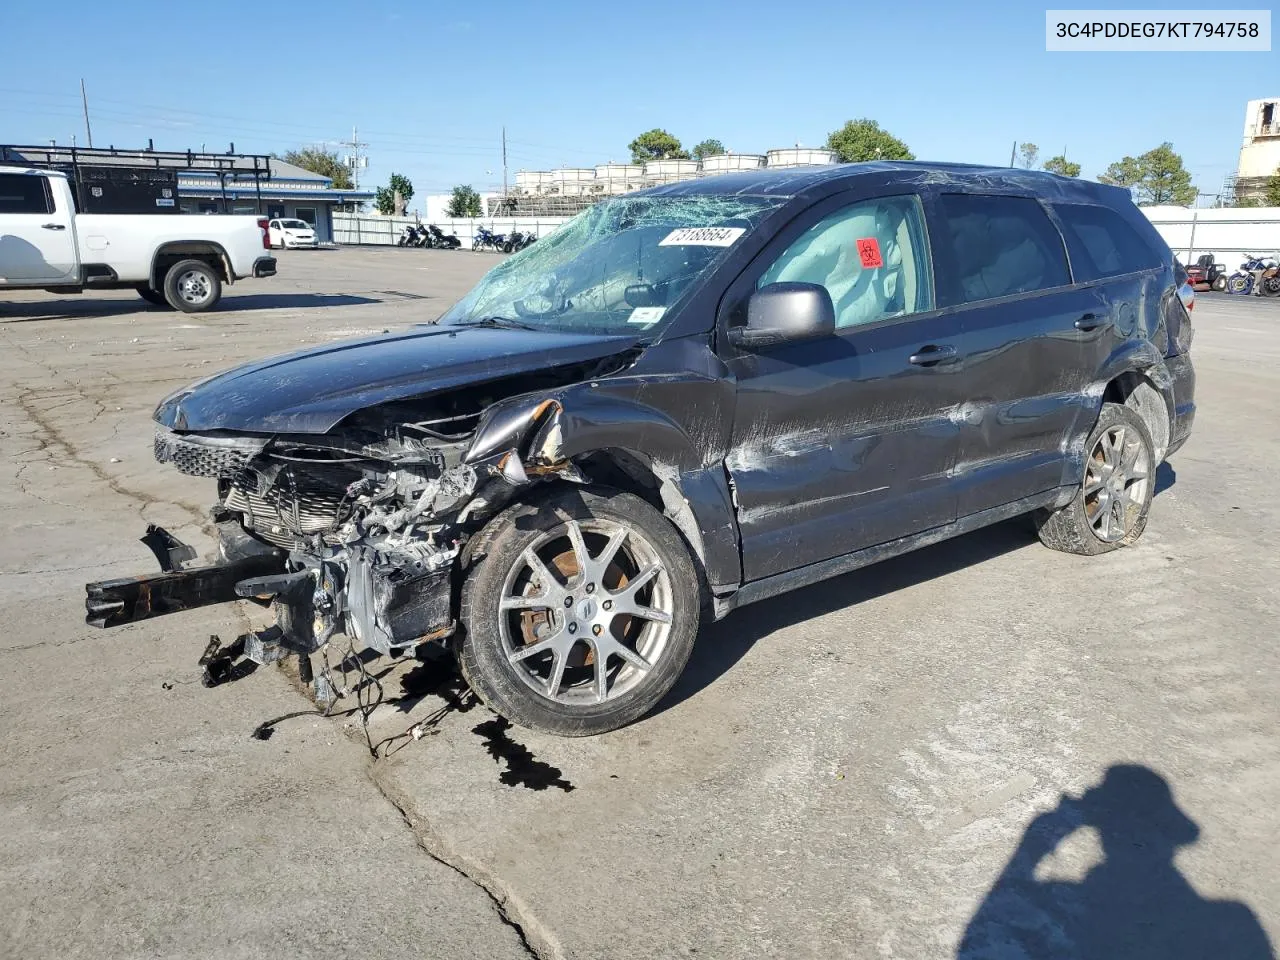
top-left (1052, 202), bottom-right (1162, 280)
top-left (0, 173), bottom-right (53, 214)
top-left (936, 194), bottom-right (1070, 307)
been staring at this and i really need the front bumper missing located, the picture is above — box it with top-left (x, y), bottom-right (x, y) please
top-left (84, 521), bottom-right (456, 697)
top-left (86, 554), bottom-right (284, 627)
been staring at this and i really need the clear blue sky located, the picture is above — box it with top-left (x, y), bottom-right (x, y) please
top-left (3, 0), bottom-right (1275, 207)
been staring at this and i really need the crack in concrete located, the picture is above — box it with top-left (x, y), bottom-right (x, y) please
top-left (368, 767), bottom-right (559, 960)
top-left (15, 388), bottom-right (210, 533)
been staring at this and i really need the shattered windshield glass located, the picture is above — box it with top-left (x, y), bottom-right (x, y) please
top-left (440, 195), bottom-right (785, 336)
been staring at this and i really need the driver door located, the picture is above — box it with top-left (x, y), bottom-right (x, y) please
top-left (721, 190), bottom-right (968, 582)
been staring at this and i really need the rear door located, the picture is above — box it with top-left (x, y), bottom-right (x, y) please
top-left (0, 172), bottom-right (78, 284)
top-left (722, 189), bottom-right (969, 582)
top-left (928, 192), bottom-right (1104, 517)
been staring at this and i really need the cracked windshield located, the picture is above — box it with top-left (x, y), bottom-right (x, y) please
top-left (440, 195), bottom-right (784, 335)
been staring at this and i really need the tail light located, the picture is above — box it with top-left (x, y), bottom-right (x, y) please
top-left (257, 218), bottom-right (270, 250)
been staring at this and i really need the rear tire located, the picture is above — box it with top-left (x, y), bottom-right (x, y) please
top-left (458, 487), bottom-right (701, 736)
top-left (1211, 275), bottom-right (1227, 292)
top-left (163, 259), bottom-right (222, 313)
top-left (1034, 402), bottom-right (1155, 556)
top-left (136, 285), bottom-right (169, 307)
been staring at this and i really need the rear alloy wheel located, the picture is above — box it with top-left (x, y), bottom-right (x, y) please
top-left (163, 259), bottom-right (222, 313)
top-left (459, 488), bottom-right (700, 736)
top-left (136, 285), bottom-right (170, 307)
top-left (1211, 275), bottom-right (1227, 292)
top-left (1034, 402), bottom-right (1155, 556)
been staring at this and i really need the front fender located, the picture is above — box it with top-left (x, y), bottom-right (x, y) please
top-left (463, 358), bottom-right (742, 589)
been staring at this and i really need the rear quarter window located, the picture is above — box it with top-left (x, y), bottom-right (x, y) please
top-left (935, 194), bottom-right (1070, 307)
top-left (1052, 202), bottom-right (1162, 281)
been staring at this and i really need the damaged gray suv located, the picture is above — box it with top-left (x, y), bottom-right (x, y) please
top-left (87, 162), bottom-right (1195, 735)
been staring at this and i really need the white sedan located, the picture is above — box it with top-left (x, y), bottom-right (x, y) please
top-left (268, 218), bottom-right (318, 249)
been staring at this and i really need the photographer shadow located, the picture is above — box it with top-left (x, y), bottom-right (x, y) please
top-left (959, 765), bottom-right (1274, 959)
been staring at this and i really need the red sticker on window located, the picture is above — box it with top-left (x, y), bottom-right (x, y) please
top-left (856, 237), bottom-right (883, 268)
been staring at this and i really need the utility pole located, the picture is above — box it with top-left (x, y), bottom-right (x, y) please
top-left (502, 126), bottom-right (508, 202)
top-left (337, 125), bottom-right (369, 190)
top-left (80, 78), bottom-right (94, 148)
top-left (1009, 140), bottom-right (1016, 167)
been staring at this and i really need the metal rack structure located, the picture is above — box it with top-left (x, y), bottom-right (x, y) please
top-left (0, 143), bottom-right (273, 214)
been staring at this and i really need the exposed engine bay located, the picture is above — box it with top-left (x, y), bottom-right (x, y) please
top-left (84, 361), bottom-right (609, 697)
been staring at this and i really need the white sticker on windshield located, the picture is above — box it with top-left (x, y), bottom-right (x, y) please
top-left (628, 307), bottom-right (666, 325)
top-left (659, 226), bottom-right (746, 247)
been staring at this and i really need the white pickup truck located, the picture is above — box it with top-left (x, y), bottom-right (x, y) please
top-left (0, 165), bottom-right (276, 312)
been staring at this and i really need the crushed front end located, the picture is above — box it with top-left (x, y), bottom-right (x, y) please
top-left (85, 390), bottom-right (569, 697)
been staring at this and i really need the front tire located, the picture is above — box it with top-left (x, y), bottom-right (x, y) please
top-left (458, 487), bottom-right (701, 736)
top-left (1034, 402), bottom-right (1155, 556)
top-left (163, 259), bottom-right (222, 313)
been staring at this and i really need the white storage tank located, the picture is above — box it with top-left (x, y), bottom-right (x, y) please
top-left (643, 159), bottom-right (700, 183)
top-left (515, 170), bottom-right (553, 194)
top-left (594, 163), bottom-right (644, 195)
top-left (699, 154), bottom-right (765, 173)
top-left (551, 168), bottom-right (596, 196)
top-left (765, 148), bottom-right (839, 168)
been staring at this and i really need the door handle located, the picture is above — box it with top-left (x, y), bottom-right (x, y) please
top-left (42, 223), bottom-right (67, 231)
top-left (1074, 313), bottom-right (1103, 331)
top-left (908, 344), bottom-right (958, 367)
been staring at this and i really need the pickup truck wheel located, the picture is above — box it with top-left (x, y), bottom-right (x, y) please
top-left (1034, 402), bottom-right (1154, 556)
top-left (458, 487), bottom-right (700, 736)
top-left (163, 259), bottom-right (222, 313)
top-left (135, 285), bottom-right (170, 307)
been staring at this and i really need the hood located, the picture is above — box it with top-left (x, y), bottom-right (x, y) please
top-left (154, 326), bottom-right (639, 434)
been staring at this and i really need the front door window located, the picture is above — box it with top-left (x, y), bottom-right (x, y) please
top-left (758, 194), bottom-right (934, 328)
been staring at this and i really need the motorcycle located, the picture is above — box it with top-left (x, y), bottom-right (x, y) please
top-left (1186, 254), bottom-right (1227, 292)
top-left (427, 224), bottom-right (461, 249)
top-left (1225, 254), bottom-right (1280, 296)
top-left (472, 226), bottom-right (506, 252)
top-left (396, 225), bottom-right (418, 247)
top-left (503, 230), bottom-right (527, 253)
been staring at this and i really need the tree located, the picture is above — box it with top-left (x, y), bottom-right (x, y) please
top-left (629, 129), bottom-right (688, 163)
top-left (1098, 155), bottom-right (1143, 189)
top-left (825, 119), bottom-right (914, 163)
top-left (374, 173), bottom-right (414, 216)
top-left (1265, 168), bottom-right (1280, 207)
top-left (1017, 143), bottom-right (1040, 169)
top-left (691, 139), bottom-right (726, 160)
top-left (446, 184), bottom-right (483, 218)
top-left (1043, 155), bottom-right (1082, 178)
top-left (1099, 143), bottom-right (1196, 206)
top-left (281, 147), bottom-right (353, 190)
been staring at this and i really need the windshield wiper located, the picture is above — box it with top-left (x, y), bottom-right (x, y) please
top-left (452, 315), bottom-right (539, 331)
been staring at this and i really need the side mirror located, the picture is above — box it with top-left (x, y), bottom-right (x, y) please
top-left (727, 282), bottom-right (836, 349)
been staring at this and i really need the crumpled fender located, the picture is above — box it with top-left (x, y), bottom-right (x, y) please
top-left (462, 367), bottom-right (742, 589)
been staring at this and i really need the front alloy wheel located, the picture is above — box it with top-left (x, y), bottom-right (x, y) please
top-left (459, 488), bottom-right (700, 736)
top-left (499, 518), bottom-right (674, 705)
